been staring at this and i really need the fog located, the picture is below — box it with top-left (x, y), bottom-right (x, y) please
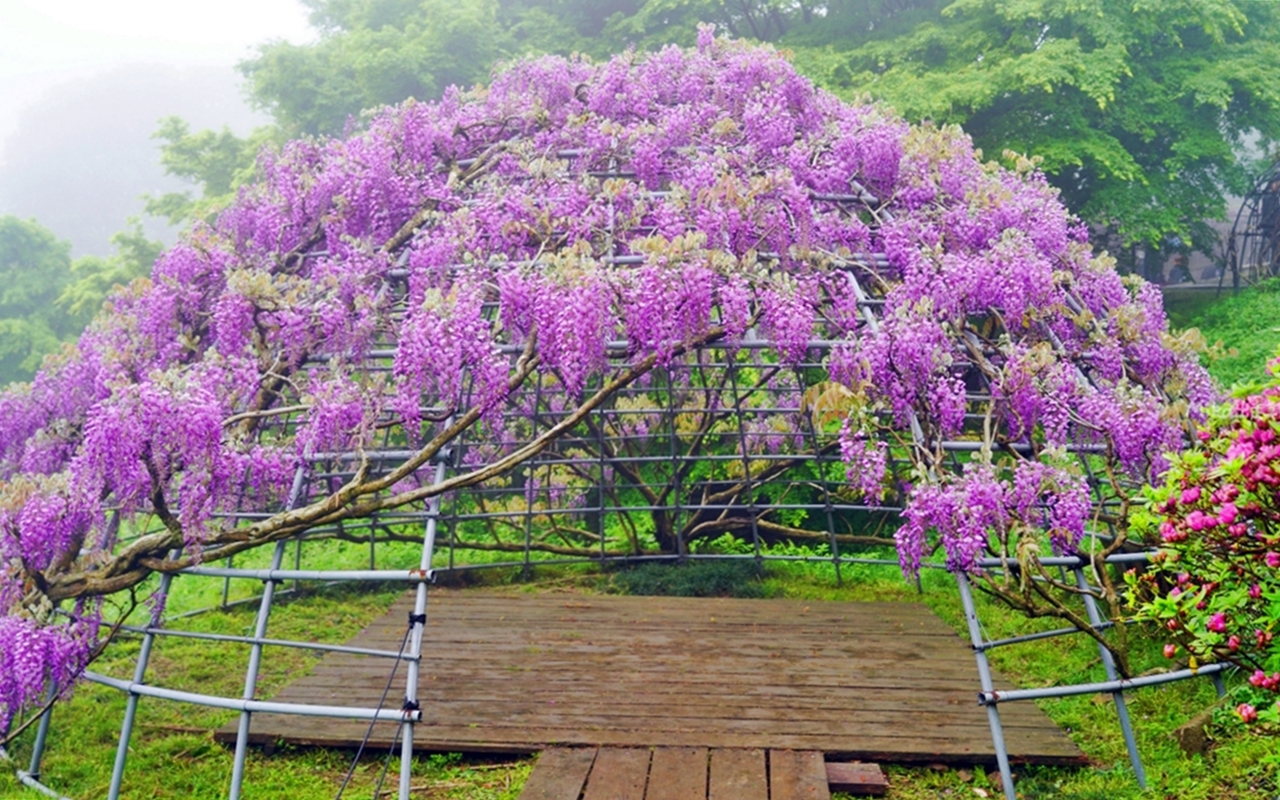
top-left (0, 63), bottom-right (266, 256)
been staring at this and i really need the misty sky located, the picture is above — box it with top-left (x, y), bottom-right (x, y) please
top-left (0, 0), bottom-right (313, 149)
top-left (0, 0), bottom-right (313, 81)
top-left (0, 0), bottom-right (316, 255)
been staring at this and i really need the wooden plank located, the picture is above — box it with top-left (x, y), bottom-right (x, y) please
top-left (824, 762), bottom-right (887, 796)
top-left (645, 747), bottom-right (707, 800)
top-left (519, 747), bottom-right (598, 800)
top-left (213, 592), bottom-right (1084, 765)
top-left (222, 712), bottom-right (1078, 760)
top-left (709, 748), bottom-right (767, 800)
top-left (582, 748), bottom-right (651, 800)
top-left (769, 751), bottom-right (830, 800)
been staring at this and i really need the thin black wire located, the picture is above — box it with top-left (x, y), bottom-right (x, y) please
top-left (334, 621), bottom-right (413, 800)
top-left (369, 720), bottom-right (405, 800)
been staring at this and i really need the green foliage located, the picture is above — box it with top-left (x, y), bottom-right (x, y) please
top-left (1126, 351), bottom-right (1280, 733)
top-left (610, 559), bottom-right (766, 597)
top-left (0, 216), bottom-right (88, 385)
top-left (238, 1), bottom-right (903, 137)
top-left (1169, 280), bottom-right (1280, 393)
top-left (242, 0), bottom-right (511, 136)
top-left (144, 117), bottom-right (278, 225)
top-left (0, 215), bottom-right (160, 386)
top-left (786, 0), bottom-right (1280, 270)
top-left (59, 220), bottom-right (164, 318)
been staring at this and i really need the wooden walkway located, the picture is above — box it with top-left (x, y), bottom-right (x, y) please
top-left (214, 592), bottom-right (1084, 765)
top-left (519, 747), bottom-right (853, 800)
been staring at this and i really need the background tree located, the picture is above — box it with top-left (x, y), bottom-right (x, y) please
top-left (788, 0), bottom-right (1280, 275)
top-left (0, 216), bottom-right (90, 385)
top-left (241, 0), bottom-right (512, 136)
top-left (228, 1), bottom-right (1280, 274)
top-left (58, 221), bottom-right (164, 319)
top-left (143, 117), bottom-right (279, 225)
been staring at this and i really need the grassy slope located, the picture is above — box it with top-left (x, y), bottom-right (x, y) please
top-left (1164, 278), bottom-right (1280, 390)
top-left (2, 560), bottom-right (1277, 799)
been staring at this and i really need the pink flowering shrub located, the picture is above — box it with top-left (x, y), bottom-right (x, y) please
top-left (0, 33), bottom-right (1209, 733)
top-left (1129, 353), bottom-right (1280, 730)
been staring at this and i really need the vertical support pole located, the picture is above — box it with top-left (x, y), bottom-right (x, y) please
top-left (1211, 671), bottom-right (1226, 698)
top-left (725, 353), bottom-right (763, 568)
top-left (228, 465), bottom-right (308, 800)
top-left (1074, 567), bottom-right (1146, 789)
top-left (228, 541), bottom-right (286, 799)
top-left (27, 681), bottom-right (56, 779)
top-left (108, 569), bottom-right (176, 800)
top-left (524, 372), bottom-right (543, 579)
top-left (596, 397), bottom-right (610, 560)
top-left (220, 554), bottom-right (233, 610)
top-left (956, 574), bottom-right (1017, 800)
top-left (294, 533), bottom-right (304, 593)
top-left (399, 457), bottom-right (447, 800)
top-left (793, 365), bottom-right (843, 587)
top-left (665, 366), bottom-right (683, 559)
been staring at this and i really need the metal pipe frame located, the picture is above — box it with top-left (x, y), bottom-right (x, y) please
top-left (84, 673), bottom-right (421, 722)
top-left (957, 573), bottom-right (1018, 800)
top-left (1073, 567), bottom-right (1146, 788)
top-left (26, 684), bottom-right (55, 781)
top-left (398, 457), bottom-right (447, 798)
top-left (961, 566), bottom-right (1236, 800)
top-left (0, 747), bottom-right (72, 800)
top-left (228, 465), bottom-right (309, 800)
top-left (115, 624), bottom-right (419, 661)
top-left (976, 662), bottom-right (1232, 706)
top-left (107, 568), bottom-right (175, 800)
top-left (176, 566), bottom-right (435, 582)
top-left (26, 164), bottom-right (1204, 800)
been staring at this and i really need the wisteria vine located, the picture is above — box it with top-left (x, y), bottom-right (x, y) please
top-left (0, 30), bottom-right (1211, 733)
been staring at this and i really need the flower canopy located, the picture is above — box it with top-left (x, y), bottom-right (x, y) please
top-left (0, 31), bottom-right (1210, 731)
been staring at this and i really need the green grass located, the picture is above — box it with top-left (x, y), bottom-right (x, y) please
top-left (0, 580), bottom-right (532, 799)
top-left (608, 559), bottom-right (767, 598)
top-left (3, 559), bottom-right (1277, 799)
top-left (1164, 278), bottom-right (1280, 390)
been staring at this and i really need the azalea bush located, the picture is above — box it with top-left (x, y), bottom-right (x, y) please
top-left (1129, 353), bottom-right (1280, 730)
top-left (0, 31), bottom-right (1211, 736)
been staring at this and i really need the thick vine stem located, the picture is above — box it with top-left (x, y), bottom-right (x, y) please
top-left (44, 328), bottom-right (731, 602)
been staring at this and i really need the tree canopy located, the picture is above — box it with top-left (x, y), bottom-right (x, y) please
top-left (793, 0), bottom-right (1280, 271)
top-left (0, 217), bottom-right (88, 385)
top-left (223, 0), bottom-right (1280, 269)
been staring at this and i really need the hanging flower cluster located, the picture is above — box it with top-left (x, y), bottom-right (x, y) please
top-left (0, 30), bottom-right (1209, 732)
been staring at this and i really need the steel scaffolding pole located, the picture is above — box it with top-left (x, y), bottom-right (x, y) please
top-left (956, 574), bottom-right (1018, 800)
top-left (398, 455), bottom-right (448, 800)
top-left (228, 465), bottom-right (309, 800)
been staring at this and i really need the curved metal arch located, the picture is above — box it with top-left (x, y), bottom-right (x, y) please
top-left (1228, 160), bottom-right (1280, 287)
